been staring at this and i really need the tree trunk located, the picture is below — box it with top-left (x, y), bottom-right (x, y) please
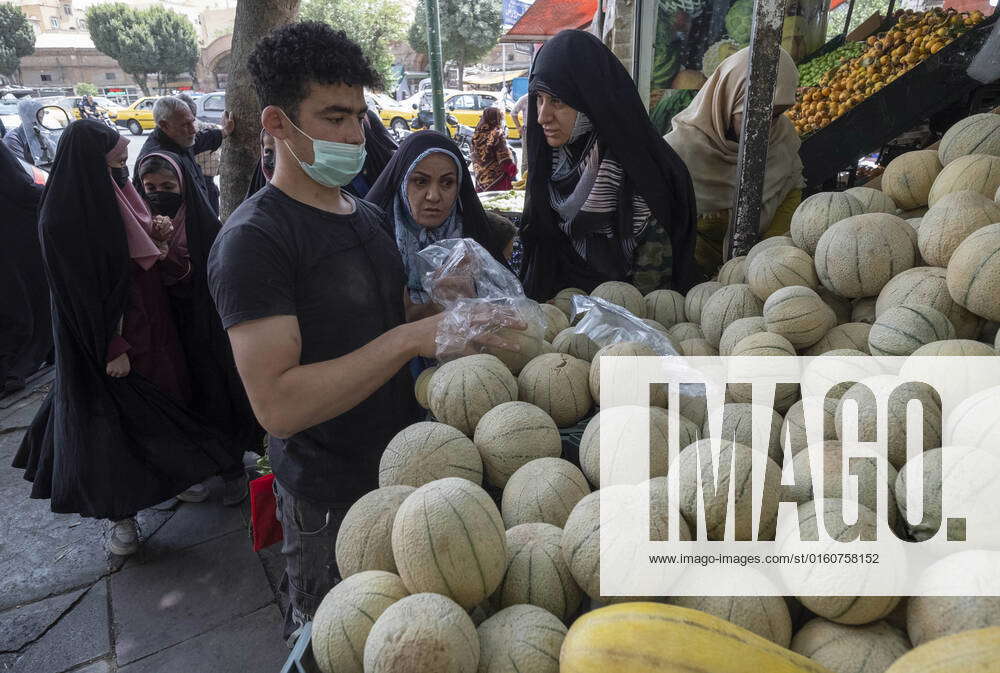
top-left (131, 72), bottom-right (151, 96)
top-left (457, 59), bottom-right (465, 90)
top-left (219, 0), bottom-right (301, 221)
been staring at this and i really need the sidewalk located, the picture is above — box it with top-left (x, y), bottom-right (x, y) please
top-left (0, 373), bottom-right (290, 673)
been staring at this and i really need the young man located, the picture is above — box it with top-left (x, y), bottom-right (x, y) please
top-left (207, 23), bottom-right (449, 641)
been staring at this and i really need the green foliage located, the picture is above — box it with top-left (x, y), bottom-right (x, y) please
top-left (826, 0), bottom-right (890, 41)
top-left (86, 3), bottom-right (198, 94)
top-left (408, 0), bottom-right (503, 73)
top-left (75, 82), bottom-right (99, 96)
top-left (0, 3), bottom-right (36, 78)
top-left (300, 0), bottom-right (406, 89)
top-left (724, 0), bottom-right (754, 46)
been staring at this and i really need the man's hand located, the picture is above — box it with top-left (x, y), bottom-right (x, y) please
top-left (221, 111), bottom-right (235, 138)
top-left (107, 353), bottom-right (131, 378)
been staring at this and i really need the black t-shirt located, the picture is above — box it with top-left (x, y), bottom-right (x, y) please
top-left (208, 184), bottom-right (419, 504)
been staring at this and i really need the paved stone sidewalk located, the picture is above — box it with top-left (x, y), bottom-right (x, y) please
top-left (0, 373), bottom-right (291, 673)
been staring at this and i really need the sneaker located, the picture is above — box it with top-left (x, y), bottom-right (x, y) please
top-left (222, 472), bottom-right (249, 507)
top-left (108, 518), bottom-right (139, 556)
top-left (177, 483), bottom-right (209, 503)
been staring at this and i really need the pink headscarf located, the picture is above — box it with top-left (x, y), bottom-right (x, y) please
top-left (107, 136), bottom-right (161, 270)
top-left (143, 152), bottom-right (189, 266)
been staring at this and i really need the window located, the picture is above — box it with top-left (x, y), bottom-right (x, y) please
top-left (449, 95), bottom-right (476, 110)
top-left (203, 94), bottom-right (225, 111)
top-left (478, 95), bottom-right (497, 110)
top-left (78, 19), bottom-right (86, 29)
top-left (49, 17), bottom-right (59, 28)
top-left (40, 74), bottom-right (52, 82)
top-left (139, 99), bottom-right (154, 110)
top-left (105, 72), bottom-right (115, 81)
top-left (63, 5), bottom-right (71, 15)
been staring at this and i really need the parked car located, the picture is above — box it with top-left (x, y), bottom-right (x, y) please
top-left (115, 96), bottom-right (158, 135)
top-left (0, 98), bottom-right (21, 135)
top-left (379, 90), bottom-right (521, 140)
top-left (195, 91), bottom-right (226, 125)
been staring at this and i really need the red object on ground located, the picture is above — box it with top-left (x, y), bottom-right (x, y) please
top-left (249, 474), bottom-right (283, 551)
top-left (501, 0), bottom-right (598, 42)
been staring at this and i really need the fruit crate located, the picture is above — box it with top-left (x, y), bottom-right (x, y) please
top-left (279, 622), bottom-right (321, 673)
top-left (798, 13), bottom-right (997, 190)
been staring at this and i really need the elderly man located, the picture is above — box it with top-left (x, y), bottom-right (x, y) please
top-left (136, 96), bottom-right (233, 214)
top-left (178, 93), bottom-right (223, 213)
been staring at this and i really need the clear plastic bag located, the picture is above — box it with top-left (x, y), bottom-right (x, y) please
top-left (416, 238), bottom-right (546, 368)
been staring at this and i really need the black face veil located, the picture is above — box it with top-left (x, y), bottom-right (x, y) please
top-left (519, 29), bottom-right (698, 301)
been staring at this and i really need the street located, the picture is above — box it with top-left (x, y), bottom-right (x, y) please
top-left (0, 378), bottom-right (289, 673)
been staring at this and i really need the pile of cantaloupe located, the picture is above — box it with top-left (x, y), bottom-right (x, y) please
top-left (306, 111), bottom-right (1000, 673)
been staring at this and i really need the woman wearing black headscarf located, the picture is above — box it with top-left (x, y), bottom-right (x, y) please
top-left (344, 109), bottom-right (398, 199)
top-left (519, 29), bottom-right (698, 301)
top-left (244, 129), bottom-right (275, 199)
top-left (367, 131), bottom-right (511, 321)
top-left (0, 139), bottom-right (51, 395)
top-left (136, 150), bottom-right (262, 506)
top-left (12, 120), bottom-right (231, 556)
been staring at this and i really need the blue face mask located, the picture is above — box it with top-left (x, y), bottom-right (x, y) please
top-left (282, 113), bottom-right (366, 188)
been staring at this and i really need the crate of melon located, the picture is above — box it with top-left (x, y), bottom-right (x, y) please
top-left (279, 622), bottom-right (320, 673)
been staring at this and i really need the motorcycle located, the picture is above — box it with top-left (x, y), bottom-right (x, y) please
top-left (14, 99), bottom-right (71, 172)
top-left (409, 111), bottom-right (474, 162)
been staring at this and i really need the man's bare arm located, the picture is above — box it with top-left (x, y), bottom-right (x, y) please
top-left (227, 313), bottom-right (441, 439)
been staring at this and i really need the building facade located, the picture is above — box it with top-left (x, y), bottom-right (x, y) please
top-left (17, 31), bottom-right (128, 90)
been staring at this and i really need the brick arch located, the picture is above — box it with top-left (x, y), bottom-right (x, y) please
top-left (197, 33), bottom-right (232, 87)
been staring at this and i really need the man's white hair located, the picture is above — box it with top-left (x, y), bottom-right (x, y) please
top-left (153, 96), bottom-right (191, 125)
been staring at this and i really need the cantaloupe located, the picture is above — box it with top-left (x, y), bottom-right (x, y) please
top-left (476, 604), bottom-right (566, 673)
top-left (336, 486), bottom-right (416, 578)
top-left (868, 304), bottom-right (956, 357)
top-left (559, 602), bottom-right (834, 673)
top-left (551, 328), bottom-right (601, 362)
top-left (494, 524), bottom-right (582, 622)
top-left (474, 401), bottom-right (561, 488)
top-left (764, 286), bottom-right (837, 349)
top-left (680, 338), bottom-right (719, 356)
top-left (392, 478), bottom-right (507, 609)
top-left (787, 440), bottom-right (899, 528)
top-left (912, 339), bottom-right (996, 356)
top-left (666, 568), bottom-right (793, 647)
top-left (746, 236), bottom-right (796, 268)
top-left (731, 331), bottom-right (797, 358)
top-left (836, 377), bottom-right (942, 469)
top-left (814, 214), bottom-right (916, 298)
top-left (947, 223), bottom-right (1000, 321)
top-left (685, 281), bottom-right (723, 324)
top-left (875, 266), bottom-right (979, 338)
top-left (702, 403), bottom-right (784, 465)
top-left (800, 348), bottom-right (874, 402)
top-left (719, 316), bottom-right (767, 356)
top-left (885, 626), bottom-right (1000, 673)
top-left (845, 187), bottom-right (898, 214)
top-left (791, 191), bottom-right (867, 255)
top-left (579, 405), bottom-right (699, 486)
top-left (718, 255), bottom-right (748, 285)
top-left (791, 618), bottom-right (911, 673)
top-left (668, 322), bottom-right (705, 343)
top-left (644, 289), bottom-right (687, 327)
top-left (673, 439), bottom-right (782, 540)
top-left (414, 366), bottom-right (437, 410)
top-left (311, 570), bottom-right (410, 673)
top-left (643, 318), bottom-right (669, 333)
top-left (700, 283), bottom-right (765, 348)
top-left (549, 288), bottom-right (587, 320)
top-left (917, 190), bottom-right (1000, 267)
top-left (816, 287), bottom-right (853, 325)
top-left (747, 245), bottom-right (818, 301)
top-left (784, 500), bottom-right (901, 625)
top-left (906, 551), bottom-right (1000, 647)
top-left (727, 332), bottom-right (800, 412)
top-left (942, 387), bottom-right (1000, 451)
top-left (928, 153), bottom-right (1000, 206)
top-left (803, 323), bottom-right (871, 355)
top-left (938, 112), bottom-right (1000, 165)
top-left (882, 150), bottom-right (943, 210)
top-left (899, 340), bottom-right (999, 412)
top-left (363, 592), bottom-right (479, 673)
top-left (589, 342), bottom-right (666, 407)
top-left (517, 353), bottom-right (593, 428)
top-left (539, 303), bottom-right (570, 342)
top-left (781, 397), bottom-right (839, 456)
top-left (591, 281), bottom-right (645, 318)
top-left (429, 355), bottom-right (518, 436)
top-left (501, 458), bottom-right (591, 529)
top-left (852, 297), bottom-right (877, 324)
top-left (484, 321), bottom-right (547, 375)
top-left (380, 422), bottom-right (484, 487)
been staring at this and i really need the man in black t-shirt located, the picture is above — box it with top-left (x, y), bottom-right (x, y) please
top-left (207, 23), bottom-right (446, 642)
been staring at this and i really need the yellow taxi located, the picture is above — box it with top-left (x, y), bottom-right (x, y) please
top-left (380, 90), bottom-right (521, 140)
top-left (115, 96), bottom-right (159, 136)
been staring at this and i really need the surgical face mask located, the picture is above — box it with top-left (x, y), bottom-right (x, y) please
top-left (146, 191), bottom-right (183, 218)
top-left (281, 112), bottom-right (366, 188)
top-left (109, 165), bottom-right (129, 188)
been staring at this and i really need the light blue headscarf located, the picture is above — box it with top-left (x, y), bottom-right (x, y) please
top-left (394, 147), bottom-right (464, 303)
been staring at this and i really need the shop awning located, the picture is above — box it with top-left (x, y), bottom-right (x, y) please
top-left (464, 69), bottom-right (528, 86)
top-left (499, 0), bottom-right (597, 43)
